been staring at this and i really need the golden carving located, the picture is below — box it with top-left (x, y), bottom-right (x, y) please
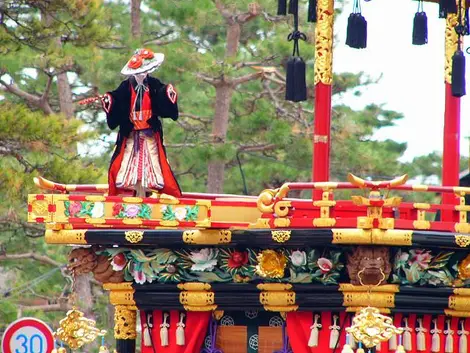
top-left (103, 282), bottom-right (133, 291)
top-left (124, 231), bottom-right (144, 243)
top-left (108, 289), bottom-right (136, 306)
top-left (313, 134), bottom-right (329, 143)
top-left (346, 307), bottom-right (391, 314)
top-left (159, 220), bottom-right (179, 227)
top-left (31, 200), bottom-right (48, 216)
top-left (85, 195), bottom-right (106, 202)
top-left (257, 283), bottom-right (292, 291)
top-left (257, 189), bottom-right (277, 213)
top-left (274, 201), bottom-right (291, 217)
top-left (445, 309), bottom-right (470, 318)
top-left (458, 255), bottom-right (470, 280)
top-left (454, 288), bottom-right (470, 296)
top-left (313, 181), bottom-right (339, 190)
top-left (445, 11), bottom-right (459, 83)
top-left (45, 230), bottom-right (87, 245)
top-left (55, 308), bottom-right (107, 349)
top-left (332, 229), bottom-right (371, 244)
top-left (456, 234), bottom-right (470, 247)
top-left (177, 283), bottom-right (212, 291)
top-left (213, 310), bottom-right (224, 320)
top-left (255, 250), bottom-right (287, 278)
top-left (250, 218), bottom-right (271, 228)
top-left (313, 218), bottom-right (336, 227)
top-left (114, 305), bottom-right (137, 340)
top-left (339, 284), bottom-right (400, 293)
top-left (122, 197), bottom-right (143, 203)
top-left (85, 218), bottom-right (106, 224)
top-left (343, 292), bottom-right (395, 308)
top-left (347, 307), bottom-right (403, 348)
top-left (28, 194), bottom-right (53, 223)
top-left (122, 218), bottom-right (143, 225)
top-left (271, 230), bottom-right (291, 243)
top-left (314, 0), bottom-right (334, 84)
top-left (274, 218), bottom-right (291, 227)
top-left (332, 229), bottom-right (413, 245)
top-left (258, 283), bottom-right (298, 312)
top-left (183, 230), bottom-right (232, 244)
top-left (371, 230), bottom-right (412, 246)
top-left (449, 295), bottom-right (470, 311)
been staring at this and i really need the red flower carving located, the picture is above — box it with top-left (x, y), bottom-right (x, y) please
top-left (228, 251), bottom-right (248, 269)
top-left (112, 203), bottom-right (124, 216)
top-left (128, 55), bottom-right (143, 69)
top-left (139, 48), bottom-right (154, 59)
top-left (68, 201), bottom-right (82, 217)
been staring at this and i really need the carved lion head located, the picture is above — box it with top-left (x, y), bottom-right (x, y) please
top-left (346, 246), bottom-right (391, 285)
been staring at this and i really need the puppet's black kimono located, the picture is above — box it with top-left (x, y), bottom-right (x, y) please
top-left (101, 76), bottom-right (181, 197)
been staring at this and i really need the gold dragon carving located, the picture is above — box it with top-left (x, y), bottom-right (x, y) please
top-left (314, 0), bottom-right (334, 85)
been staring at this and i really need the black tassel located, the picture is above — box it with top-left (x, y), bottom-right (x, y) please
top-left (451, 49), bottom-right (466, 97)
top-left (439, 0), bottom-right (457, 18)
top-left (278, 0), bottom-right (287, 16)
top-left (412, 12), bottom-right (428, 45)
top-left (308, 0), bottom-right (317, 22)
top-left (465, 8), bottom-right (469, 35)
top-left (285, 56), bottom-right (307, 102)
top-left (346, 13), bottom-right (367, 49)
top-left (288, 0), bottom-right (298, 15)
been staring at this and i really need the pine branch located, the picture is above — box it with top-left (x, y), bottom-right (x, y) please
top-left (230, 71), bottom-right (263, 86)
top-left (238, 143), bottom-right (277, 152)
top-left (180, 112), bottom-right (211, 124)
top-left (0, 77), bottom-right (53, 114)
top-left (0, 252), bottom-right (62, 267)
top-left (19, 303), bottom-right (72, 312)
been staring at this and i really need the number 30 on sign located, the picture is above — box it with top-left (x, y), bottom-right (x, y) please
top-left (1, 318), bottom-right (54, 353)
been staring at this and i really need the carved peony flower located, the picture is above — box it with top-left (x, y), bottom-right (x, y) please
top-left (133, 269), bottom-right (146, 284)
top-left (111, 253), bottom-right (127, 271)
top-left (139, 48), bottom-right (154, 59)
top-left (228, 251), bottom-right (249, 269)
top-left (112, 203), bottom-right (124, 216)
top-left (409, 249), bottom-right (432, 269)
top-left (458, 254), bottom-right (470, 280)
top-left (128, 55), bottom-right (143, 69)
top-left (91, 202), bottom-right (104, 218)
top-left (189, 248), bottom-right (218, 272)
top-left (317, 257), bottom-right (333, 274)
top-left (125, 204), bottom-right (140, 218)
top-left (68, 201), bottom-right (82, 217)
top-left (290, 250), bottom-right (307, 267)
top-left (256, 250), bottom-right (287, 278)
top-left (174, 207), bottom-right (187, 221)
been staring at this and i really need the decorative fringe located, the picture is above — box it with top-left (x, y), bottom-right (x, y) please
top-left (350, 337), bottom-right (357, 349)
top-left (160, 312), bottom-right (170, 347)
top-left (403, 318), bottom-right (413, 352)
top-left (356, 348), bottom-right (365, 353)
top-left (431, 319), bottom-right (442, 353)
top-left (445, 320), bottom-right (455, 353)
top-left (412, 8), bottom-right (428, 45)
top-left (439, 0), bottom-right (457, 18)
top-left (329, 315), bottom-right (340, 349)
top-left (416, 318), bottom-right (427, 351)
top-left (288, 0), bottom-right (298, 16)
top-left (451, 49), bottom-right (466, 97)
top-left (345, 0), bottom-right (367, 49)
top-left (278, 0), bottom-right (287, 15)
top-left (176, 313), bottom-right (185, 346)
top-left (376, 342), bottom-right (381, 351)
top-left (342, 345), bottom-right (354, 353)
top-left (389, 334), bottom-right (398, 350)
top-left (308, 314), bottom-right (322, 347)
top-left (395, 345), bottom-right (406, 353)
top-left (308, 0), bottom-right (317, 22)
top-left (459, 320), bottom-right (468, 353)
top-left (143, 312), bottom-right (153, 347)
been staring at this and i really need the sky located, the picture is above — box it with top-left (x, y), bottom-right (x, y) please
top-left (331, 0), bottom-right (469, 162)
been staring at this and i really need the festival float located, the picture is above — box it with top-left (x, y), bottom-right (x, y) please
top-left (26, 0), bottom-right (470, 352)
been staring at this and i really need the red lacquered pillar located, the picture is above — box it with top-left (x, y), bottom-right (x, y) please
top-left (313, 0), bottom-right (334, 199)
top-left (441, 10), bottom-right (462, 221)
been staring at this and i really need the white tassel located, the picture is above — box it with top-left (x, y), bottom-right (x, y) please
top-left (376, 342), bottom-right (381, 351)
top-left (342, 334), bottom-right (354, 353)
top-left (329, 315), bottom-right (340, 349)
top-left (308, 314), bottom-right (322, 347)
top-left (416, 318), bottom-right (427, 351)
top-left (403, 318), bottom-right (413, 352)
top-left (445, 320), bottom-right (455, 353)
top-left (176, 313), bottom-right (185, 346)
top-left (143, 323), bottom-right (152, 347)
top-left (160, 312), bottom-right (169, 347)
top-left (431, 319), bottom-right (442, 353)
top-left (458, 320), bottom-right (468, 353)
top-left (350, 337), bottom-right (357, 350)
top-left (389, 334), bottom-right (398, 350)
top-left (395, 345), bottom-right (406, 353)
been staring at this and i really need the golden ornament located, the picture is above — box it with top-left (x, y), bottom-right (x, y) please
top-left (255, 250), bottom-right (287, 278)
top-left (458, 254), bottom-right (470, 280)
top-left (54, 307), bottom-right (107, 349)
top-left (346, 307), bottom-right (403, 348)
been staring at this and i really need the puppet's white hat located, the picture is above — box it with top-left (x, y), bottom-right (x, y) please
top-left (121, 48), bottom-right (164, 76)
